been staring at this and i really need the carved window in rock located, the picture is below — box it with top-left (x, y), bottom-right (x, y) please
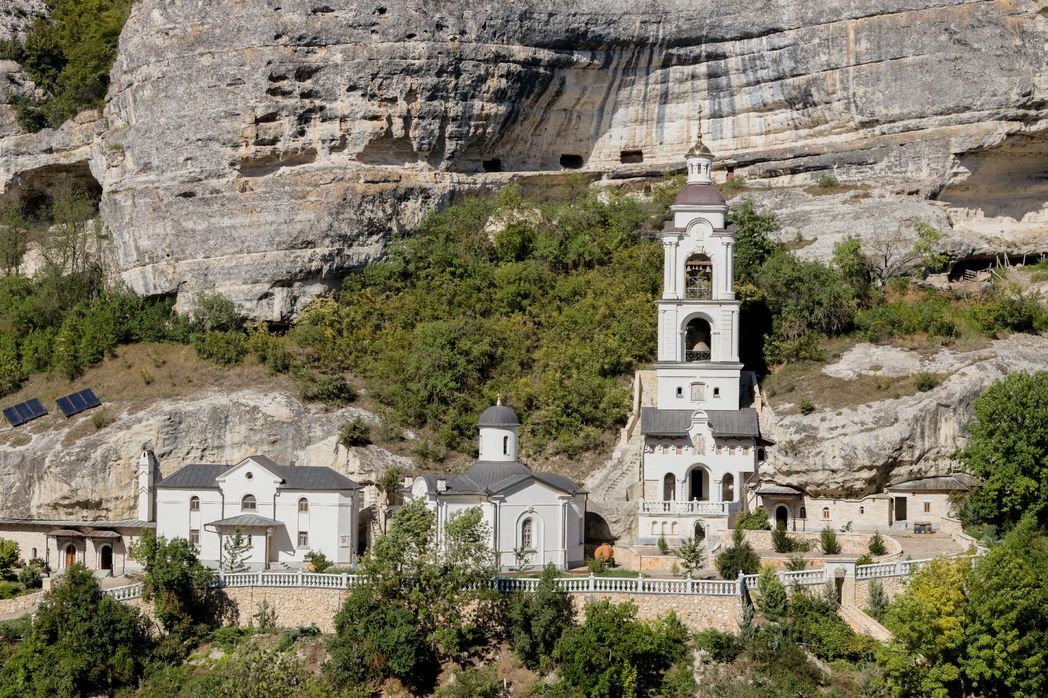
top-left (242, 495), bottom-right (257, 512)
top-left (690, 382), bottom-right (705, 401)
top-left (521, 519), bottom-right (534, 550)
top-left (859, 506), bottom-right (864, 515)
top-left (189, 496), bottom-right (200, 512)
top-left (685, 255), bottom-right (713, 299)
top-left (822, 507), bottom-right (830, 520)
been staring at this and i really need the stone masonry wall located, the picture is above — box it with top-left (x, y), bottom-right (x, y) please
top-left (853, 575), bottom-right (909, 610)
top-left (218, 586), bottom-right (348, 634)
top-left (572, 592), bottom-right (744, 633)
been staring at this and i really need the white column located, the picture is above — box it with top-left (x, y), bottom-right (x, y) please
top-left (662, 239), bottom-right (675, 299)
top-left (724, 241), bottom-right (735, 297)
top-left (712, 478), bottom-right (722, 503)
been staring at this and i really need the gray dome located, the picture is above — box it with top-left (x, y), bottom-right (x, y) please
top-left (478, 404), bottom-right (521, 427)
top-left (673, 183), bottom-right (726, 206)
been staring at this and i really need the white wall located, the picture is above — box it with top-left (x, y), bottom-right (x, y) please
top-left (642, 431), bottom-right (757, 502)
top-left (654, 364), bottom-right (742, 409)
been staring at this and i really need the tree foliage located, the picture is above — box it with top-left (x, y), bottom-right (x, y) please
top-left (0, 564), bottom-right (150, 697)
top-left (958, 371), bottom-right (1048, 528)
top-left (131, 531), bottom-right (214, 645)
top-left (716, 528), bottom-right (760, 580)
top-left (506, 563), bottom-right (574, 670)
top-left (221, 527), bottom-right (251, 573)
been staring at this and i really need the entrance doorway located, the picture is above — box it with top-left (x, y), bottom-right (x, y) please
top-left (100, 545), bottom-right (113, 574)
top-left (775, 506), bottom-right (789, 530)
top-left (688, 468), bottom-right (707, 501)
top-left (65, 544), bottom-right (76, 569)
top-left (894, 497), bottom-right (907, 522)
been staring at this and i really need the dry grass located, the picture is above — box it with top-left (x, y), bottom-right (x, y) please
top-left (763, 361), bottom-right (949, 415)
top-left (803, 182), bottom-right (872, 197)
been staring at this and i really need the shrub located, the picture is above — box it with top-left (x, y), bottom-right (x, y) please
top-left (436, 665), bottom-right (502, 698)
top-left (506, 564), bottom-right (574, 671)
top-left (338, 418), bottom-right (372, 448)
top-left (694, 628), bottom-right (744, 663)
top-left (304, 550), bottom-right (332, 573)
top-left (674, 536), bottom-right (705, 576)
top-left (246, 327), bottom-right (293, 373)
top-left (16, 563), bottom-right (42, 589)
top-left (586, 556), bottom-right (609, 574)
top-left (0, 539), bottom-right (19, 577)
top-left (856, 553), bottom-right (875, 566)
top-left (772, 526), bottom-right (790, 553)
top-left (785, 554), bottom-right (808, 571)
top-left (90, 409), bottom-right (114, 430)
top-left (915, 372), bottom-right (942, 392)
top-left (817, 174), bottom-right (839, 188)
top-left (299, 371), bottom-right (357, 405)
top-left (736, 506), bottom-right (771, 530)
top-left (969, 288), bottom-right (1047, 337)
top-left (657, 535), bottom-right (669, 555)
top-left (868, 531), bottom-right (887, 556)
top-left (190, 291), bottom-right (240, 333)
top-left (192, 330), bottom-right (246, 366)
top-left (788, 587), bottom-right (871, 662)
top-left (819, 528), bottom-right (841, 555)
top-left (799, 399), bottom-right (816, 415)
top-left (866, 579), bottom-right (888, 622)
top-left (755, 566), bottom-right (787, 621)
top-left (716, 528), bottom-right (761, 580)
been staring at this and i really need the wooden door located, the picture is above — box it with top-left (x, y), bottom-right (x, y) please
top-left (65, 544), bottom-right (76, 569)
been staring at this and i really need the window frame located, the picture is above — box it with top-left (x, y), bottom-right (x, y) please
top-left (297, 531), bottom-right (309, 548)
top-left (241, 494), bottom-right (257, 512)
top-left (189, 496), bottom-right (200, 512)
top-left (298, 497), bottom-right (309, 513)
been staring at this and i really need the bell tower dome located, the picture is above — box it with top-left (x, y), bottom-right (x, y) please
top-left (477, 397), bottom-right (520, 461)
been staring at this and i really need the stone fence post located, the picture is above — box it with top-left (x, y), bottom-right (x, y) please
top-left (822, 559), bottom-right (857, 606)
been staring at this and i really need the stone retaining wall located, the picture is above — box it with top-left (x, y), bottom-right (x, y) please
top-left (0, 590), bottom-right (43, 617)
top-left (218, 586), bottom-right (348, 633)
top-left (854, 575), bottom-right (908, 610)
top-left (572, 592), bottom-right (743, 633)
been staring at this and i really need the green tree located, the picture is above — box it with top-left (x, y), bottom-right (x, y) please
top-left (183, 642), bottom-right (310, 698)
top-left (735, 506), bottom-right (771, 530)
top-left (962, 515), bottom-right (1048, 697)
top-left (880, 557), bottom-right (969, 698)
top-left (0, 203), bottom-right (29, 275)
top-left (0, 539), bottom-right (19, 577)
top-left (958, 371), bottom-right (1048, 527)
top-left (552, 600), bottom-right (688, 697)
top-left (0, 564), bottom-right (150, 697)
top-left (506, 563), bottom-right (574, 670)
top-left (674, 536), bottom-right (705, 576)
top-left (131, 531), bottom-right (214, 644)
top-left (832, 236), bottom-right (873, 298)
top-left (728, 199), bottom-right (782, 283)
top-left (755, 565), bottom-right (787, 622)
top-left (716, 528), bottom-right (760, 580)
top-left (190, 291), bottom-right (240, 333)
top-left (867, 579), bottom-right (889, 622)
top-left (222, 527), bottom-right (251, 572)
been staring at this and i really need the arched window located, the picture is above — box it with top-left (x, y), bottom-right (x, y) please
top-left (799, 506), bottom-right (807, 519)
top-left (298, 498), bottom-right (309, 513)
top-left (859, 506), bottom-right (864, 515)
top-left (721, 474), bottom-right (735, 502)
top-left (694, 521), bottom-right (706, 541)
top-left (651, 521), bottom-right (659, 535)
top-left (671, 521), bottom-right (678, 535)
top-left (822, 507), bottom-right (830, 520)
top-left (521, 519), bottom-right (534, 549)
top-left (503, 435), bottom-right (509, 456)
top-left (242, 495), bottom-right (257, 512)
top-left (663, 473), bottom-right (676, 501)
top-left (757, 448), bottom-right (766, 462)
top-left (685, 255), bottom-right (713, 299)
top-left (684, 318), bottom-right (712, 362)
top-left (189, 496), bottom-right (200, 512)
top-left (713, 387), bottom-right (720, 397)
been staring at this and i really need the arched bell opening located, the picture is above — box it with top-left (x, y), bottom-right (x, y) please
top-left (685, 254), bottom-right (713, 299)
top-left (684, 318), bottom-right (712, 362)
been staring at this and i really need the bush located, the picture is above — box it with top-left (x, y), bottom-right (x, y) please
top-left (915, 372), bottom-right (942, 392)
top-left (866, 579), bottom-right (888, 622)
top-left (506, 564), bottom-right (574, 671)
top-left (0, 539), bottom-right (19, 577)
top-left (190, 291), bottom-right (240, 333)
top-left (694, 628), bottom-right (744, 663)
top-left (868, 531), bottom-right (887, 556)
top-left (817, 174), bottom-right (839, 188)
top-left (674, 536), bottom-right (705, 576)
top-left (716, 528), bottom-right (761, 580)
top-left (969, 288), bottom-right (1047, 337)
top-left (304, 550), bottom-right (332, 573)
top-left (299, 371), bottom-right (357, 405)
top-left (657, 535), bottom-right (669, 555)
top-left (338, 418), bottom-right (372, 448)
top-left (819, 528), bottom-right (841, 555)
top-left (192, 330), bottom-right (247, 366)
top-left (16, 563), bottom-right (41, 589)
top-left (436, 665), bottom-right (502, 698)
top-left (585, 556), bottom-right (609, 574)
top-left (736, 506), bottom-right (771, 531)
top-left (771, 526), bottom-right (790, 553)
top-left (856, 553), bottom-right (875, 566)
top-left (798, 399), bottom-right (816, 415)
top-left (755, 566), bottom-right (787, 621)
top-left (788, 587), bottom-right (871, 662)
top-left (785, 554), bottom-right (808, 571)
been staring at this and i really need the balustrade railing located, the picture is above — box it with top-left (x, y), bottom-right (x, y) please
top-left (685, 350), bottom-right (711, 362)
top-left (638, 500), bottom-right (738, 516)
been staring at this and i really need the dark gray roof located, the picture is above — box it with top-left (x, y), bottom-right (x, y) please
top-left (0, 517), bottom-right (154, 529)
top-left (206, 514), bottom-right (283, 528)
top-left (755, 483), bottom-right (803, 495)
top-left (888, 473), bottom-right (981, 492)
top-left (439, 460), bottom-right (582, 496)
top-left (673, 183), bottom-right (726, 207)
top-left (157, 458), bottom-right (360, 491)
top-left (640, 407), bottom-right (762, 438)
top-left (478, 405), bottom-right (521, 427)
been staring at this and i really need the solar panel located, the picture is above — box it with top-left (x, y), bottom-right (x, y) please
top-left (55, 389), bottom-right (101, 418)
top-left (3, 398), bottom-right (47, 427)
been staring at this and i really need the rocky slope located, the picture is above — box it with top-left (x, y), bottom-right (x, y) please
top-left (0, 389), bottom-right (411, 520)
top-left (0, 0), bottom-right (1044, 318)
top-left (761, 333), bottom-right (1048, 496)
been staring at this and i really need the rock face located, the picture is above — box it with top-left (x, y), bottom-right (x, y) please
top-left (0, 390), bottom-right (411, 520)
top-left (1, 0), bottom-right (1044, 318)
top-left (760, 334), bottom-right (1048, 497)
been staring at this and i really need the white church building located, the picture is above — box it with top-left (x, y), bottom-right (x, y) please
top-left (151, 453), bottom-right (361, 570)
top-left (636, 136), bottom-right (772, 546)
top-left (409, 403), bottom-right (587, 571)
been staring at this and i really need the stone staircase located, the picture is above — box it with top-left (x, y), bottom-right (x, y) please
top-left (838, 604), bottom-right (893, 642)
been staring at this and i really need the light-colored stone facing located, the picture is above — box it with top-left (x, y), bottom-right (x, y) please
top-left (574, 592), bottom-right (743, 633)
top-left (0, 590), bottom-right (43, 617)
top-left (219, 586), bottom-right (348, 634)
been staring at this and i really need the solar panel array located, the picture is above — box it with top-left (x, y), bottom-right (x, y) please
top-left (55, 388), bottom-right (101, 418)
top-left (3, 398), bottom-right (47, 427)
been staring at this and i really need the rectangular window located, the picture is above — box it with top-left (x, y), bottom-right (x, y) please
top-left (190, 529), bottom-right (199, 547)
top-left (189, 498), bottom-right (199, 511)
top-left (339, 535), bottom-right (351, 548)
top-left (297, 531), bottom-right (308, 548)
top-left (923, 502), bottom-right (931, 513)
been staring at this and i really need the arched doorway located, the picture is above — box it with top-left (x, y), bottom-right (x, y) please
top-left (99, 545), bottom-right (113, 574)
top-left (721, 474), bottom-right (735, 502)
top-left (775, 506), bottom-right (789, 530)
top-left (685, 255), bottom-right (713, 299)
top-left (688, 467), bottom-right (708, 501)
top-left (663, 473), bottom-right (676, 501)
top-left (65, 544), bottom-right (76, 569)
top-left (694, 521), bottom-right (705, 542)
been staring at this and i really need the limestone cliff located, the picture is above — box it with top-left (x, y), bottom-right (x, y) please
top-left (0, 0), bottom-right (1044, 318)
top-left (0, 390), bottom-right (410, 520)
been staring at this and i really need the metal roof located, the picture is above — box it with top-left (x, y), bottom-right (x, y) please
top-left (432, 460), bottom-right (583, 496)
top-left (888, 473), bottom-right (981, 492)
top-left (157, 458), bottom-right (360, 491)
top-left (755, 483), bottom-right (804, 496)
top-left (673, 183), bottom-right (726, 207)
top-left (640, 407), bottom-right (762, 438)
top-left (478, 405), bottom-right (521, 428)
top-left (206, 514), bottom-right (284, 528)
top-left (0, 517), bottom-right (154, 529)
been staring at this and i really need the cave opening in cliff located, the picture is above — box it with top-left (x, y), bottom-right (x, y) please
top-left (1, 161), bottom-right (102, 232)
top-left (559, 154), bottom-right (584, 169)
top-left (482, 158), bottom-right (502, 173)
top-left (619, 150), bottom-right (643, 164)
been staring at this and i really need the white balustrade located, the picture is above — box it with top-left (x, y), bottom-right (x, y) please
top-left (638, 500), bottom-right (739, 516)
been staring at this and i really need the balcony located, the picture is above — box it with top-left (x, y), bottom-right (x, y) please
top-left (684, 282), bottom-right (712, 300)
top-left (638, 500), bottom-right (739, 516)
top-left (685, 350), bottom-right (711, 362)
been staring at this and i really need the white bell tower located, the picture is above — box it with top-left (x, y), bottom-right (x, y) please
top-left (654, 133), bottom-right (743, 410)
top-left (137, 446), bottom-right (158, 522)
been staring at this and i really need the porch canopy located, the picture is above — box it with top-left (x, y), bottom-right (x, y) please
top-left (205, 514), bottom-right (283, 529)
